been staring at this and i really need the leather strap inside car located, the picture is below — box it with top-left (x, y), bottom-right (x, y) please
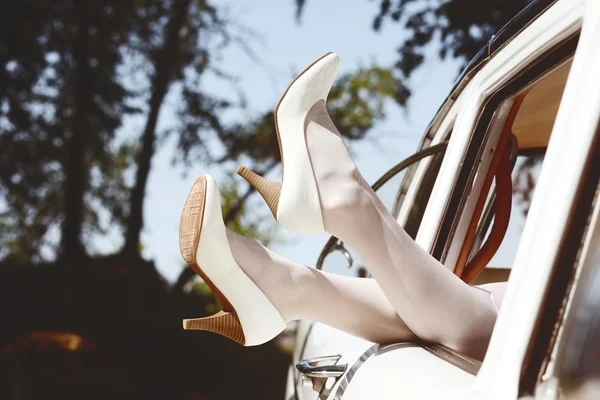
top-left (454, 93), bottom-right (526, 282)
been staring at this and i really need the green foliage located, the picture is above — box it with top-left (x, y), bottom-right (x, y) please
top-left (327, 65), bottom-right (410, 139)
top-left (0, 0), bottom-right (245, 261)
top-left (0, 0), bottom-right (407, 265)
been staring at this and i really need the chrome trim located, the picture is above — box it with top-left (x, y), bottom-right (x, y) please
top-left (419, 342), bottom-right (482, 376)
top-left (331, 241), bottom-right (353, 270)
top-left (328, 344), bottom-right (379, 400)
top-left (296, 355), bottom-right (347, 398)
top-left (296, 355), bottom-right (347, 379)
top-left (489, 0), bottom-right (558, 56)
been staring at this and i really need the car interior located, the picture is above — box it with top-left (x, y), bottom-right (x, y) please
top-left (458, 57), bottom-right (573, 285)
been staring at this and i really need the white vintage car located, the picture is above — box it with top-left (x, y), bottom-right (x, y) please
top-left (285, 0), bottom-right (600, 398)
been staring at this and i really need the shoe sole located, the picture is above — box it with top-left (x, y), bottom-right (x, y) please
top-left (179, 175), bottom-right (245, 344)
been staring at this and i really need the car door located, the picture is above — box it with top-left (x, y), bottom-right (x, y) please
top-left (471, 1), bottom-right (600, 398)
top-left (289, 0), bottom-right (600, 398)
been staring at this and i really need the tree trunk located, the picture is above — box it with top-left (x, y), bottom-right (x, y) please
top-left (59, 3), bottom-right (91, 261)
top-left (123, 0), bottom-right (191, 257)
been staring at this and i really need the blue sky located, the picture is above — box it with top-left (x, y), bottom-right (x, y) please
top-left (106, 0), bottom-right (521, 282)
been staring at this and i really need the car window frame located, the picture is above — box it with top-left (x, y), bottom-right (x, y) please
top-left (431, 43), bottom-right (578, 266)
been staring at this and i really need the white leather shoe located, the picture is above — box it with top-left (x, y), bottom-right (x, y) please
top-left (237, 52), bottom-right (339, 234)
top-left (179, 174), bottom-right (286, 345)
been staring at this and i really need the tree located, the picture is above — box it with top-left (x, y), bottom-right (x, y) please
top-left (0, 0), bottom-right (144, 262)
top-left (1, 1), bottom-right (409, 398)
top-left (0, 0), bottom-right (256, 263)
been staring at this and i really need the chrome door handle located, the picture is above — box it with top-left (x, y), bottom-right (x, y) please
top-left (296, 355), bottom-right (347, 394)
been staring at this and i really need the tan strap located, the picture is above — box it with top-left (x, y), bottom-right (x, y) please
top-left (454, 94), bottom-right (526, 281)
top-left (463, 145), bottom-right (513, 283)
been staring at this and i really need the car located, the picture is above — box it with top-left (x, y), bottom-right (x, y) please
top-left (285, 0), bottom-right (600, 398)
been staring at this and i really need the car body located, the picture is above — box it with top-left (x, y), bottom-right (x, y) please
top-left (286, 0), bottom-right (600, 398)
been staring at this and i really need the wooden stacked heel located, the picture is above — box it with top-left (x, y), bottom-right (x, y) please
top-left (179, 175), bottom-right (246, 345)
top-left (237, 166), bottom-right (282, 217)
top-left (183, 311), bottom-right (245, 345)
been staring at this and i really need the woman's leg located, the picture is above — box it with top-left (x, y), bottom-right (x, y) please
top-left (305, 101), bottom-right (499, 359)
top-left (226, 229), bottom-right (417, 344)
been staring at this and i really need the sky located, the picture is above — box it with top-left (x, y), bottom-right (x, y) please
top-left (119, 0), bottom-right (524, 282)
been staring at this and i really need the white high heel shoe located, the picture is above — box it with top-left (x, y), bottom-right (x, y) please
top-left (237, 52), bottom-right (339, 234)
top-left (179, 174), bottom-right (286, 345)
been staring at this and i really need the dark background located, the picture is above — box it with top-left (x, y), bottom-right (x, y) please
top-left (0, 1), bottom-right (533, 399)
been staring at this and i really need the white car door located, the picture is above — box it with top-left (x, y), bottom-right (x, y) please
top-left (288, 0), bottom-right (600, 398)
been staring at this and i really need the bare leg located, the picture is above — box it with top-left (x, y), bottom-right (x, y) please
top-left (226, 230), bottom-right (416, 344)
top-left (305, 101), bottom-right (499, 359)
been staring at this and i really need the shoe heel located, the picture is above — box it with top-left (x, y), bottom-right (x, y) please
top-left (237, 166), bottom-right (281, 217)
top-left (183, 310), bottom-right (245, 345)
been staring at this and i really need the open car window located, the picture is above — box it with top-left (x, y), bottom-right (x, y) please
top-left (454, 55), bottom-right (573, 284)
top-left (469, 152), bottom-right (544, 284)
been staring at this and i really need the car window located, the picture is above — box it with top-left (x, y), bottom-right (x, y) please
top-left (470, 153), bottom-right (544, 275)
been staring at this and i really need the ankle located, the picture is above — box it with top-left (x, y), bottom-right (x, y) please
top-left (318, 169), bottom-right (381, 233)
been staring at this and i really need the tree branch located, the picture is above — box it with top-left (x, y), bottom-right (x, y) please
top-left (59, 3), bottom-right (91, 262)
top-left (123, 0), bottom-right (192, 257)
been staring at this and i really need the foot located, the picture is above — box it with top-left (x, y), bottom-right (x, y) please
top-left (237, 52), bottom-right (379, 239)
